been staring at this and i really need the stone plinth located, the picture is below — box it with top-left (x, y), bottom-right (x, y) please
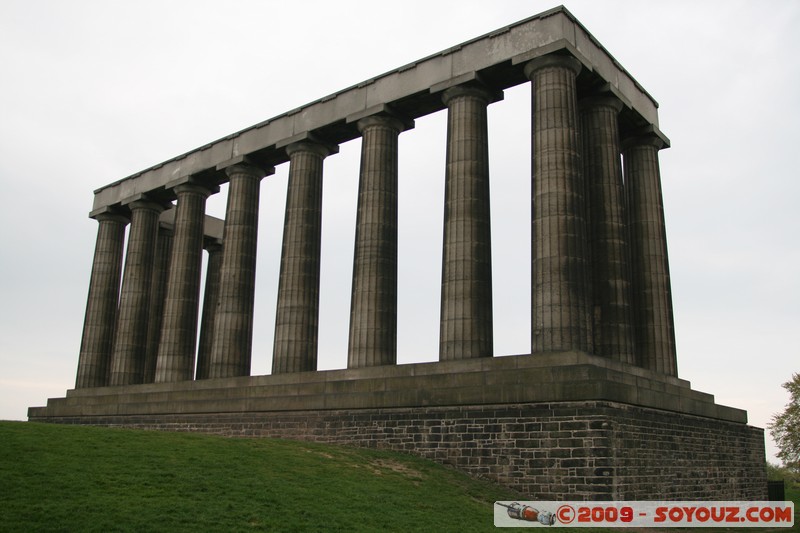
top-left (30, 354), bottom-right (766, 501)
top-left (31, 354), bottom-right (747, 422)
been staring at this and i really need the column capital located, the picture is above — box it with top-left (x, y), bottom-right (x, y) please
top-left (441, 84), bottom-right (497, 107)
top-left (523, 53), bottom-right (582, 80)
top-left (579, 93), bottom-right (624, 114)
top-left (172, 182), bottom-right (216, 199)
top-left (216, 156), bottom-right (275, 179)
top-left (285, 140), bottom-right (332, 159)
top-left (203, 238), bottom-right (223, 252)
top-left (346, 103), bottom-right (414, 132)
top-left (92, 211), bottom-right (130, 225)
top-left (156, 221), bottom-right (175, 235)
top-left (356, 114), bottom-right (407, 134)
top-left (225, 163), bottom-right (269, 181)
top-left (165, 175), bottom-right (221, 197)
top-left (126, 197), bottom-right (169, 215)
top-left (622, 132), bottom-right (667, 151)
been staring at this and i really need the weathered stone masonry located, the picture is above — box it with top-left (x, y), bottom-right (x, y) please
top-left (30, 6), bottom-right (766, 500)
top-left (42, 402), bottom-right (766, 501)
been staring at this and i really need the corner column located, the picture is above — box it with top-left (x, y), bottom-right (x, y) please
top-left (75, 211), bottom-right (129, 388)
top-left (439, 85), bottom-right (496, 360)
top-left (579, 95), bottom-right (635, 363)
top-left (525, 55), bottom-right (592, 354)
top-left (209, 161), bottom-right (270, 379)
top-left (109, 198), bottom-right (166, 386)
top-left (272, 141), bottom-right (332, 373)
top-left (347, 115), bottom-right (407, 368)
top-left (622, 133), bottom-right (677, 376)
top-left (195, 240), bottom-right (222, 380)
top-left (155, 182), bottom-right (215, 382)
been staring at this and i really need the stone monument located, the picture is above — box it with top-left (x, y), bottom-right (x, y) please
top-left (29, 6), bottom-right (767, 500)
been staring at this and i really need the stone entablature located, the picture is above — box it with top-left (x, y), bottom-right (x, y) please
top-left (90, 6), bottom-right (666, 213)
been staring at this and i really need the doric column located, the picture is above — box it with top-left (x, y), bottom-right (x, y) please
top-left (109, 199), bottom-right (166, 386)
top-left (579, 95), bottom-right (635, 364)
top-left (143, 225), bottom-right (173, 382)
top-left (75, 211), bottom-right (129, 388)
top-left (208, 161), bottom-right (269, 379)
top-left (525, 54), bottom-right (592, 354)
top-left (272, 141), bottom-right (332, 373)
top-left (155, 182), bottom-right (214, 383)
top-left (195, 240), bottom-right (222, 380)
top-left (622, 133), bottom-right (677, 376)
top-left (347, 115), bottom-right (406, 368)
top-left (439, 85), bottom-right (495, 360)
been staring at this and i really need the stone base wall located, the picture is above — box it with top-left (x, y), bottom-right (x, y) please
top-left (33, 400), bottom-right (767, 501)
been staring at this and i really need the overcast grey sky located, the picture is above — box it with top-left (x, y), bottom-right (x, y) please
top-left (1, 0), bottom-right (797, 464)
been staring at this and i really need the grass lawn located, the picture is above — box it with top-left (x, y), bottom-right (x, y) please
top-left (1, 420), bottom-right (522, 532)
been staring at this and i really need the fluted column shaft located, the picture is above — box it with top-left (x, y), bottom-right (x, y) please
top-left (347, 116), bottom-right (403, 368)
top-left (75, 212), bottom-right (129, 388)
top-left (623, 134), bottom-right (677, 376)
top-left (195, 241), bottom-right (222, 380)
top-left (143, 226), bottom-right (173, 382)
top-left (109, 200), bottom-right (165, 386)
top-left (580, 96), bottom-right (635, 363)
top-left (209, 163), bottom-right (265, 379)
top-left (155, 183), bottom-right (213, 382)
top-left (272, 141), bottom-right (330, 373)
top-left (525, 55), bottom-right (592, 354)
top-left (439, 85), bottom-right (494, 360)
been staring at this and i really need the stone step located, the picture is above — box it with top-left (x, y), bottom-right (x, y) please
top-left (30, 353), bottom-right (745, 423)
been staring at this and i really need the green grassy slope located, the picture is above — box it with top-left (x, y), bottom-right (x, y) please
top-left (0, 421), bottom-right (521, 532)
